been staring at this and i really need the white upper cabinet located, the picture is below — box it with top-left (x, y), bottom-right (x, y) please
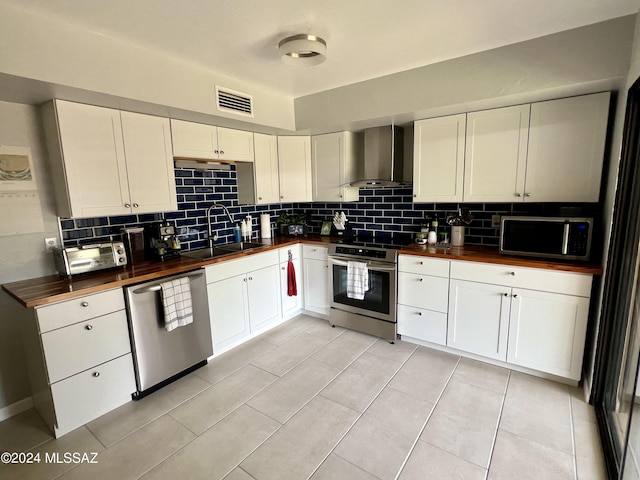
top-left (252, 133), bottom-right (280, 204)
top-left (278, 136), bottom-right (312, 202)
top-left (413, 114), bottom-right (466, 203)
top-left (120, 111), bottom-right (177, 215)
top-left (525, 92), bottom-right (609, 202)
top-left (412, 92), bottom-right (609, 204)
top-left (43, 100), bottom-right (176, 218)
top-left (463, 105), bottom-right (530, 202)
top-left (171, 119), bottom-right (254, 162)
top-left (311, 131), bottom-right (361, 202)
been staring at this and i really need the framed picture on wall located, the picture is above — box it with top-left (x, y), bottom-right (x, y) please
top-left (321, 220), bottom-right (332, 236)
top-left (0, 146), bottom-right (37, 191)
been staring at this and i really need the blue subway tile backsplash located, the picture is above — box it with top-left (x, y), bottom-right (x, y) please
top-left (59, 165), bottom-right (599, 250)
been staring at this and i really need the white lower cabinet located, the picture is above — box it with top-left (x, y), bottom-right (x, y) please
top-left (205, 250), bottom-right (281, 352)
top-left (302, 245), bottom-right (330, 315)
top-left (397, 256), bottom-right (450, 346)
top-left (21, 288), bottom-right (136, 437)
top-left (448, 280), bottom-right (510, 361)
top-left (398, 254), bottom-right (593, 383)
top-left (279, 246), bottom-right (303, 319)
top-left (507, 288), bottom-right (590, 380)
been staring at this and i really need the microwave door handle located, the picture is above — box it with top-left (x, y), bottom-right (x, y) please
top-left (562, 223), bottom-right (570, 255)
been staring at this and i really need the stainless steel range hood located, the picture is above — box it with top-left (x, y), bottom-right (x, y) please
top-left (350, 125), bottom-right (408, 188)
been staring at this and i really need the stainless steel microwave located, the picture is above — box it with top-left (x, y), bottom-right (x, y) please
top-left (499, 216), bottom-right (593, 261)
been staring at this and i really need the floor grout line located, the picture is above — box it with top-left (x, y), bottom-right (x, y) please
top-left (483, 369), bottom-right (512, 480)
top-left (392, 355), bottom-right (462, 480)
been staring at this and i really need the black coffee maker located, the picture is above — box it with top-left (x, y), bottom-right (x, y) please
top-left (144, 221), bottom-right (181, 261)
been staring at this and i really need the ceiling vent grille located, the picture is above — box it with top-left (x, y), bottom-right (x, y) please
top-left (215, 86), bottom-right (253, 117)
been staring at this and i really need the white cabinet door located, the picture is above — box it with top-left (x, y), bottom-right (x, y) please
top-left (278, 136), bottom-right (312, 202)
top-left (311, 132), bottom-right (360, 202)
top-left (207, 275), bottom-right (250, 351)
top-left (280, 257), bottom-right (303, 319)
top-left (253, 133), bottom-right (280, 204)
top-left (507, 288), bottom-right (590, 380)
top-left (247, 265), bottom-right (281, 332)
top-left (526, 92), bottom-right (609, 202)
top-left (121, 112), bottom-right (177, 214)
top-left (413, 114), bottom-right (466, 203)
top-left (170, 119), bottom-right (218, 160)
top-left (463, 105), bottom-right (530, 202)
top-left (54, 101), bottom-right (130, 218)
top-left (217, 127), bottom-right (254, 162)
top-left (448, 280), bottom-right (510, 361)
top-left (304, 258), bottom-right (329, 315)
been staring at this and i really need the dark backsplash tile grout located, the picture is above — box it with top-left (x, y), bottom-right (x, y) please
top-left (60, 166), bottom-right (600, 249)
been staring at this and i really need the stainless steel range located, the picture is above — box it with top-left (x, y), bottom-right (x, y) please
top-left (327, 238), bottom-right (401, 343)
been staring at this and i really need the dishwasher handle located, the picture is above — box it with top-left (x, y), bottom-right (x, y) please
top-left (131, 271), bottom-right (204, 294)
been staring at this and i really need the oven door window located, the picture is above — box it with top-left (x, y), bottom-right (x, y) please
top-left (331, 263), bottom-right (391, 315)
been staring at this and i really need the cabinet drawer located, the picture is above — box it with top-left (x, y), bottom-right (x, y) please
top-left (398, 255), bottom-right (450, 277)
top-left (36, 288), bottom-right (125, 333)
top-left (303, 244), bottom-right (328, 260)
top-left (449, 261), bottom-right (593, 297)
top-left (398, 272), bottom-right (449, 312)
top-left (279, 245), bottom-right (301, 263)
top-left (42, 310), bottom-right (131, 383)
top-left (397, 305), bottom-right (447, 346)
top-left (51, 353), bottom-right (135, 435)
top-left (205, 250), bottom-right (278, 283)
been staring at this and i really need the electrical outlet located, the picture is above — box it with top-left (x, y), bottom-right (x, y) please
top-left (491, 215), bottom-right (501, 228)
top-left (44, 237), bottom-right (58, 253)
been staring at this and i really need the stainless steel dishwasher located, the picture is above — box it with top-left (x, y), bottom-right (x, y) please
top-left (124, 268), bottom-right (213, 398)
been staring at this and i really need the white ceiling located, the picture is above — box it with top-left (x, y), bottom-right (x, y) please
top-left (4, 0), bottom-right (640, 98)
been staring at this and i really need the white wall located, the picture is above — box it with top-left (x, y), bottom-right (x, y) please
top-left (294, 16), bottom-right (635, 134)
top-left (0, 4), bottom-right (296, 132)
top-left (0, 101), bottom-right (60, 410)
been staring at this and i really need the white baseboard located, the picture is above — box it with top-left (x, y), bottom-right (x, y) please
top-left (0, 396), bottom-right (34, 422)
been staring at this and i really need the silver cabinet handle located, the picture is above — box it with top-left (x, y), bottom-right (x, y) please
top-left (525, 193), bottom-right (531, 197)
top-left (281, 266), bottom-right (286, 270)
top-left (417, 312), bottom-right (422, 316)
top-left (220, 150), bottom-right (224, 155)
top-left (92, 372), bottom-right (100, 378)
top-left (259, 197), bottom-right (263, 200)
top-left (513, 294), bottom-right (519, 298)
top-left (515, 193), bottom-right (522, 197)
top-left (81, 301), bottom-right (89, 307)
top-left (214, 149), bottom-right (219, 154)
top-left (124, 203), bottom-right (131, 208)
top-left (418, 278), bottom-right (423, 282)
top-left (243, 278), bottom-right (247, 282)
top-left (248, 276), bottom-right (253, 281)
top-left (419, 261), bottom-right (424, 265)
top-left (85, 324), bottom-right (93, 331)
top-left (133, 203), bottom-right (139, 208)
top-left (510, 272), bottom-right (516, 276)
top-left (503, 293), bottom-right (509, 297)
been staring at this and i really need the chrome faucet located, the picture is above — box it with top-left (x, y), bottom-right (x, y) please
top-left (206, 203), bottom-right (235, 247)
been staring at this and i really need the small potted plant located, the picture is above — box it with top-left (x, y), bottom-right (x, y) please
top-left (276, 212), bottom-right (309, 236)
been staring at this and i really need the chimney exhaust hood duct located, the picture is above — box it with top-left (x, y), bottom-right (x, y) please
top-left (350, 125), bottom-right (408, 188)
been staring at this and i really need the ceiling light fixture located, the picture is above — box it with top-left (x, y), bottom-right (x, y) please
top-left (278, 34), bottom-right (327, 66)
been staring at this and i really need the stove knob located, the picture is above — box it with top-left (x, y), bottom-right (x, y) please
top-left (118, 257), bottom-right (126, 263)
top-left (116, 248), bottom-right (124, 254)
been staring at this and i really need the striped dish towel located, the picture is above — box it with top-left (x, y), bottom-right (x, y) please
top-left (347, 261), bottom-right (369, 300)
top-left (160, 277), bottom-right (194, 332)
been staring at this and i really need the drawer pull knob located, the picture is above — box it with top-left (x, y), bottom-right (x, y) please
top-left (513, 294), bottom-right (519, 298)
top-left (85, 325), bottom-right (93, 331)
top-left (503, 293), bottom-right (509, 297)
top-left (124, 203), bottom-right (131, 208)
top-left (420, 261), bottom-right (424, 265)
top-left (418, 278), bottom-right (423, 282)
top-left (81, 301), bottom-right (89, 307)
top-left (417, 312), bottom-right (422, 316)
top-left (282, 267), bottom-right (286, 270)
top-left (92, 372), bottom-right (100, 378)
top-left (510, 272), bottom-right (516, 276)
top-left (248, 276), bottom-right (253, 281)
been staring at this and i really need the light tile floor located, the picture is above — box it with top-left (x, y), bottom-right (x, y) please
top-left (0, 315), bottom-right (606, 480)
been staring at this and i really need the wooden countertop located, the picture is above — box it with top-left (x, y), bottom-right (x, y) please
top-left (3, 236), bottom-right (602, 309)
top-left (398, 243), bottom-right (604, 275)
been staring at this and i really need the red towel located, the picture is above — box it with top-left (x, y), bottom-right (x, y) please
top-left (287, 260), bottom-right (297, 296)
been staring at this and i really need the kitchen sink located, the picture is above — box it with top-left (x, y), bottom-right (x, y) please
top-left (182, 242), bottom-right (267, 260)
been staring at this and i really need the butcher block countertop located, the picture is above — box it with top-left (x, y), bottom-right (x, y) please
top-left (3, 236), bottom-right (602, 309)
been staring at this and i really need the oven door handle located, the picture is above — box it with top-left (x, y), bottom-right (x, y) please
top-left (328, 257), bottom-right (397, 272)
